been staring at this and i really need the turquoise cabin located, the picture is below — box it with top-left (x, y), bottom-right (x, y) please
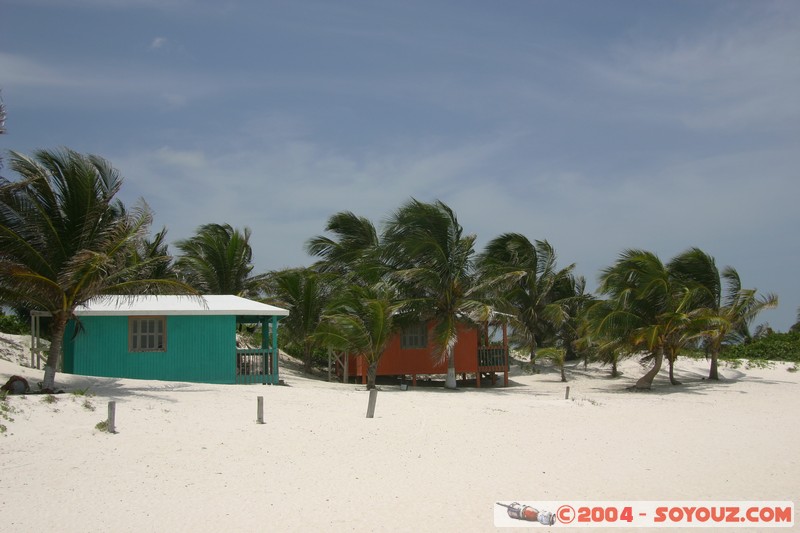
top-left (62, 295), bottom-right (289, 384)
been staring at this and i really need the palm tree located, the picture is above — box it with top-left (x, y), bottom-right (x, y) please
top-left (669, 248), bottom-right (778, 380)
top-left (584, 298), bottom-right (630, 377)
top-left (0, 92), bottom-right (6, 169)
top-left (596, 249), bottom-right (702, 389)
top-left (125, 227), bottom-right (179, 284)
top-left (0, 149), bottom-right (193, 389)
top-left (383, 199), bottom-right (489, 389)
top-left (0, 91), bottom-right (6, 136)
top-left (538, 347), bottom-right (568, 382)
top-left (305, 211), bottom-right (383, 283)
top-left (174, 223), bottom-right (260, 296)
top-left (552, 274), bottom-right (595, 364)
top-left (476, 234), bottom-right (576, 364)
top-left (262, 267), bottom-right (332, 373)
top-left (314, 282), bottom-right (401, 389)
top-left (660, 302), bottom-right (702, 386)
top-left (0, 92), bottom-right (6, 136)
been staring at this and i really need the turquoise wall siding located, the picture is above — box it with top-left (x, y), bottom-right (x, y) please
top-left (67, 315), bottom-right (237, 384)
top-left (63, 321), bottom-right (76, 373)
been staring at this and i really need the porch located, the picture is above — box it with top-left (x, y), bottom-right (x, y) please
top-left (476, 346), bottom-right (509, 387)
top-left (236, 348), bottom-right (278, 384)
top-left (475, 320), bottom-right (509, 387)
top-left (234, 314), bottom-right (282, 385)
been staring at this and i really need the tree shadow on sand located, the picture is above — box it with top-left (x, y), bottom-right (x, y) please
top-left (51, 375), bottom-right (217, 403)
top-left (582, 363), bottom-right (794, 396)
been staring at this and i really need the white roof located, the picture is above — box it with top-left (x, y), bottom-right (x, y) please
top-left (74, 295), bottom-right (289, 317)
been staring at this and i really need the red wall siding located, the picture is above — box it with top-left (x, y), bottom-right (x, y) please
top-left (349, 323), bottom-right (478, 377)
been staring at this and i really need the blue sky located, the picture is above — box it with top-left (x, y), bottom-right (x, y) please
top-left (2, 0), bottom-right (798, 330)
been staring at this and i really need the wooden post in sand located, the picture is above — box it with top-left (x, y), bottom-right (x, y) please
top-left (366, 389), bottom-right (378, 418)
top-left (257, 396), bottom-right (264, 424)
top-left (107, 401), bottom-right (116, 433)
top-left (565, 386), bottom-right (570, 400)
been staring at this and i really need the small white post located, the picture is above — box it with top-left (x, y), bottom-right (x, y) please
top-left (565, 386), bottom-right (570, 400)
top-left (366, 389), bottom-right (378, 418)
top-left (257, 396), bottom-right (264, 424)
top-left (107, 401), bottom-right (116, 433)
top-left (327, 348), bottom-right (332, 382)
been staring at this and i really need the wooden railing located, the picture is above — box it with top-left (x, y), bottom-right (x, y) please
top-left (236, 349), bottom-right (274, 384)
top-left (478, 346), bottom-right (507, 370)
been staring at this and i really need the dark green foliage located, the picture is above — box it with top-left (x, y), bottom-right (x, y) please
top-left (174, 223), bottom-right (260, 296)
top-left (721, 332), bottom-right (800, 362)
top-left (262, 267), bottom-right (333, 372)
top-left (305, 211), bottom-right (383, 282)
top-left (476, 233), bottom-right (579, 363)
top-left (0, 92), bottom-right (5, 131)
top-left (0, 313), bottom-right (28, 334)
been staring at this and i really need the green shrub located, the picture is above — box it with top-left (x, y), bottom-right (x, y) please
top-left (721, 332), bottom-right (800, 362)
top-left (0, 313), bottom-right (29, 335)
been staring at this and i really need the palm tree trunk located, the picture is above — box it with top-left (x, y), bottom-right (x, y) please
top-left (635, 349), bottom-right (663, 390)
top-left (668, 349), bottom-right (681, 385)
top-left (367, 361), bottom-right (378, 390)
top-left (303, 345), bottom-right (313, 373)
top-left (42, 313), bottom-right (68, 391)
top-left (445, 346), bottom-right (457, 389)
top-left (611, 360), bottom-right (618, 377)
top-left (560, 364), bottom-right (566, 382)
top-left (708, 347), bottom-right (720, 380)
top-left (565, 343), bottom-right (576, 362)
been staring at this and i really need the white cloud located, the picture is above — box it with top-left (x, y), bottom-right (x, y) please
top-left (153, 146), bottom-right (207, 169)
top-left (109, 133), bottom-right (516, 269)
top-left (0, 52), bottom-right (84, 88)
top-left (158, 92), bottom-right (188, 108)
top-left (0, 51), bottom-right (237, 109)
top-left (150, 37), bottom-right (168, 50)
top-left (590, 5), bottom-right (800, 131)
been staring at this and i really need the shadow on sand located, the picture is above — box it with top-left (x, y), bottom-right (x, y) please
top-left (53, 375), bottom-right (217, 403)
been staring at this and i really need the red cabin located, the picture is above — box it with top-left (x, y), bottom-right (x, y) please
top-left (333, 321), bottom-right (509, 387)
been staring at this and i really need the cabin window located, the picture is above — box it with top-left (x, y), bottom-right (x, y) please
top-left (129, 316), bottom-right (167, 352)
top-left (401, 323), bottom-right (428, 349)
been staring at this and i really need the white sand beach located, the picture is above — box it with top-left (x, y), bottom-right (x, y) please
top-left (1, 333), bottom-right (797, 532)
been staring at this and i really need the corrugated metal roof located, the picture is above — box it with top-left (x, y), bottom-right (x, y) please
top-left (74, 295), bottom-right (289, 317)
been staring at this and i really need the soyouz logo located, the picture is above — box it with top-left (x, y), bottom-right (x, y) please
top-left (494, 501), bottom-right (794, 528)
top-left (496, 502), bottom-right (555, 525)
